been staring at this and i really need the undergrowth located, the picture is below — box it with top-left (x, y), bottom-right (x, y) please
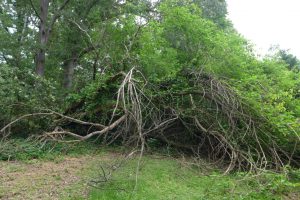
top-left (0, 138), bottom-right (101, 161)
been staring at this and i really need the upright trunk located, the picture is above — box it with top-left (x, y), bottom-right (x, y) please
top-left (92, 54), bottom-right (99, 80)
top-left (15, 14), bottom-right (28, 68)
top-left (35, 0), bottom-right (49, 76)
top-left (63, 55), bottom-right (77, 89)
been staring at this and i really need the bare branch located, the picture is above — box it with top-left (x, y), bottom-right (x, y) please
top-left (48, 0), bottom-right (71, 34)
top-left (29, 0), bottom-right (42, 21)
top-left (0, 110), bottom-right (106, 135)
top-left (0, 113), bottom-right (53, 134)
top-left (44, 109), bottom-right (106, 129)
top-left (44, 114), bottom-right (127, 140)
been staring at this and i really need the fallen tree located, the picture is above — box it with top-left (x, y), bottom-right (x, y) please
top-left (1, 67), bottom-right (299, 173)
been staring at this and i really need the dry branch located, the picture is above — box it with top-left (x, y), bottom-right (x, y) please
top-left (2, 67), bottom-right (299, 173)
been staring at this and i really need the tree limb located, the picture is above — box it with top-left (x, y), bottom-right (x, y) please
top-left (29, 0), bottom-right (42, 21)
top-left (44, 114), bottom-right (127, 140)
top-left (48, 0), bottom-right (71, 34)
top-left (0, 113), bottom-right (53, 134)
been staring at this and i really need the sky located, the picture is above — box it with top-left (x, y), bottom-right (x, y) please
top-left (226, 0), bottom-right (300, 58)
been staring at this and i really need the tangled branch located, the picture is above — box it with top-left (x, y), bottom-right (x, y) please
top-left (1, 67), bottom-right (299, 173)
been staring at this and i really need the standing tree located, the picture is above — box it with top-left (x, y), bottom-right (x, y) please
top-left (31, 0), bottom-right (71, 76)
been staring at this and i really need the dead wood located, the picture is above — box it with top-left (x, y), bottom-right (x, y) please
top-left (1, 67), bottom-right (299, 173)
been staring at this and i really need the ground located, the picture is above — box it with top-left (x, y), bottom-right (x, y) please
top-left (0, 151), bottom-right (299, 200)
top-left (0, 155), bottom-right (109, 200)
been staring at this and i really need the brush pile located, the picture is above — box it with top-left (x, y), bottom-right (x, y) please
top-left (1, 68), bottom-right (299, 172)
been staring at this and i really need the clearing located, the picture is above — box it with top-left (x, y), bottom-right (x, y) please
top-left (0, 154), bottom-right (114, 200)
top-left (0, 152), bottom-right (299, 200)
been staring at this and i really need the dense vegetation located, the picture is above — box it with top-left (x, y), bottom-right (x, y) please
top-left (0, 0), bottom-right (299, 197)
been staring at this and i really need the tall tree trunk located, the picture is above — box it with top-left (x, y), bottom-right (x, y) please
top-left (63, 55), bottom-right (77, 89)
top-left (35, 0), bottom-right (49, 76)
top-left (92, 54), bottom-right (99, 81)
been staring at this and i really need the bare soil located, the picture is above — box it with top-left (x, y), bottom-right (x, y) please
top-left (0, 155), bottom-right (111, 200)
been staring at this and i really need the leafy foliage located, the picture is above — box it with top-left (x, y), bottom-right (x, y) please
top-left (0, 0), bottom-right (299, 171)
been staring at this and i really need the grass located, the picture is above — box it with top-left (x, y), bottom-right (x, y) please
top-left (0, 139), bottom-right (299, 199)
top-left (0, 138), bottom-right (104, 161)
top-left (89, 156), bottom-right (300, 200)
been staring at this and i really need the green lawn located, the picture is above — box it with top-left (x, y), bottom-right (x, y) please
top-left (88, 156), bottom-right (300, 200)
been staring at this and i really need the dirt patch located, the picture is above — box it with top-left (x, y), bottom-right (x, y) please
top-left (284, 192), bottom-right (300, 200)
top-left (0, 154), bottom-right (113, 200)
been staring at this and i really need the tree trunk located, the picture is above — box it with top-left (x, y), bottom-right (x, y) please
top-left (92, 54), bottom-right (99, 80)
top-left (63, 55), bottom-right (77, 89)
top-left (35, 0), bottom-right (49, 76)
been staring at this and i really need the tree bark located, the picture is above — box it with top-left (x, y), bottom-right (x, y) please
top-left (92, 54), bottom-right (99, 80)
top-left (62, 45), bottom-right (100, 89)
top-left (63, 54), bottom-right (77, 89)
top-left (35, 0), bottom-right (49, 76)
top-left (35, 0), bottom-right (71, 76)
